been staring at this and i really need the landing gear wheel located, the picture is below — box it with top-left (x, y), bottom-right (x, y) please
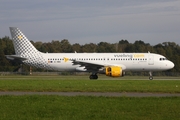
top-left (149, 76), bottom-right (153, 80)
top-left (89, 74), bottom-right (98, 80)
top-left (149, 71), bottom-right (153, 80)
top-left (94, 75), bottom-right (98, 79)
top-left (89, 75), bottom-right (94, 79)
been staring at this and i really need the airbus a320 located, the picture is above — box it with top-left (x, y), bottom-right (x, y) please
top-left (6, 27), bottom-right (174, 80)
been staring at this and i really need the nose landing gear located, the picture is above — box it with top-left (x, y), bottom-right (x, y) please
top-left (149, 71), bottom-right (153, 80)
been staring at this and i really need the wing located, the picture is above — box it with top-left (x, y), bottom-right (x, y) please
top-left (72, 60), bottom-right (126, 72)
top-left (72, 60), bottom-right (104, 72)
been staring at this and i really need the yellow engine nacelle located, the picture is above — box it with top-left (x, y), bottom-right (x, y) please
top-left (105, 66), bottom-right (123, 77)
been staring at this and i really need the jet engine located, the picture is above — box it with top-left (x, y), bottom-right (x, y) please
top-left (105, 66), bottom-right (124, 77)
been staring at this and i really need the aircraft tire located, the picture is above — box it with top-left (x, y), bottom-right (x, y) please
top-left (149, 76), bottom-right (153, 80)
top-left (89, 75), bottom-right (93, 79)
top-left (89, 75), bottom-right (98, 80)
top-left (94, 75), bottom-right (98, 79)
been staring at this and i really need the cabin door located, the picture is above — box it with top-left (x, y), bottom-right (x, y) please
top-left (148, 55), bottom-right (154, 65)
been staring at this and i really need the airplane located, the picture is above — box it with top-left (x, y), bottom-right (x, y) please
top-left (6, 27), bottom-right (174, 80)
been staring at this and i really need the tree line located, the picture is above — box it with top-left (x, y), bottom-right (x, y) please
top-left (0, 36), bottom-right (179, 75)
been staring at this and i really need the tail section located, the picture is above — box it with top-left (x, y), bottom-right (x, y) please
top-left (8, 27), bottom-right (52, 70)
top-left (9, 27), bottom-right (38, 55)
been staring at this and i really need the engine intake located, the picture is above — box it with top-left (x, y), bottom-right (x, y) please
top-left (105, 66), bottom-right (123, 77)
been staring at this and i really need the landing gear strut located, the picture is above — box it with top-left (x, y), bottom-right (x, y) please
top-left (149, 71), bottom-right (153, 80)
top-left (89, 73), bottom-right (98, 80)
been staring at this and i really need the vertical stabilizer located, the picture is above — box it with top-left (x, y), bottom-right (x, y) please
top-left (9, 27), bottom-right (52, 70)
top-left (9, 27), bottom-right (38, 55)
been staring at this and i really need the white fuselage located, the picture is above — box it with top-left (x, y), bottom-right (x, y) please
top-left (40, 52), bottom-right (174, 72)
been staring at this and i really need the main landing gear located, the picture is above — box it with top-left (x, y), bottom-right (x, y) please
top-left (89, 73), bottom-right (98, 79)
top-left (149, 71), bottom-right (153, 80)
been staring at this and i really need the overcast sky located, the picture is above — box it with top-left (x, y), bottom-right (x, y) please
top-left (1, 0), bottom-right (180, 45)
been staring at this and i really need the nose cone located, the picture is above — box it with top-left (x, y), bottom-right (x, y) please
top-left (168, 61), bottom-right (174, 69)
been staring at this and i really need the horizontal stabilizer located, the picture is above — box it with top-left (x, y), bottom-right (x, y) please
top-left (6, 55), bottom-right (28, 61)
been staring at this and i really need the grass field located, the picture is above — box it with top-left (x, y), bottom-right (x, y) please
top-left (0, 95), bottom-right (180, 120)
top-left (0, 75), bottom-right (180, 93)
top-left (0, 75), bottom-right (180, 120)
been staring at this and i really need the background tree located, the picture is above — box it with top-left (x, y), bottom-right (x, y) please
top-left (72, 43), bottom-right (82, 53)
top-left (60, 39), bottom-right (72, 53)
top-left (82, 43), bottom-right (97, 52)
top-left (97, 42), bottom-right (116, 52)
top-left (117, 39), bottom-right (129, 52)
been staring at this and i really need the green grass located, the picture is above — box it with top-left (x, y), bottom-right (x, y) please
top-left (0, 75), bottom-right (180, 120)
top-left (0, 75), bottom-right (180, 93)
top-left (0, 95), bottom-right (179, 120)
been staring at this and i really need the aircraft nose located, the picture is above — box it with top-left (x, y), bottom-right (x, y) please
top-left (169, 61), bottom-right (174, 69)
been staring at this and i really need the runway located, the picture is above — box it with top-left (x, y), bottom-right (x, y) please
top-left (0, 92), bottom-right (180, 97)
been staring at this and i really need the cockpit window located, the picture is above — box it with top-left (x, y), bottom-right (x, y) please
top-left (160, 58), bottom-right (167, 61)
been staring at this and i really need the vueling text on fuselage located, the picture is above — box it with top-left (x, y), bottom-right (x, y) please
top-left (114, 54), bottom-right (133, 58)
top-left (114, 54), bottom-right (145, 58)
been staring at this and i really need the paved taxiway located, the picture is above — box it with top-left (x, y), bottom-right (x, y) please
top-left (0, 92), bottom-right (180, 97)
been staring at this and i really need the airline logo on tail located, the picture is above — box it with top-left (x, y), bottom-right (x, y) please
top-left (18, 35), bottom-right (23, 40)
